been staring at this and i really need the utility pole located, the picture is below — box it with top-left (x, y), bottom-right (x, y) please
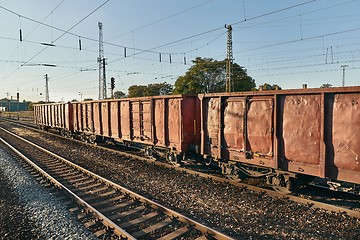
top-left (225, 24), bottom-right (233, 92)
top-left (45, 74), bottom-right (49, 102)
top-left (340, 65), bottom-right (348, 87)
top-left (98, 22), bottom-right (107, 99)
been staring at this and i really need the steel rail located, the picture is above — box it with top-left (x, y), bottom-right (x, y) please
top-left (3, 119), bottom-right (360, 219)
top-left (0, 135), bottom-right (135, 239)
top-left (0, 126), bottom-right (235, 240)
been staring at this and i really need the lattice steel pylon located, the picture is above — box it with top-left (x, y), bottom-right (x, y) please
top-left (98, 22), bottom-right (107, 100)
top-left (225, 24), bottom-right (233, 92)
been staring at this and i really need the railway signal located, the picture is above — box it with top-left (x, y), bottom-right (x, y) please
top-left (110, 77), bottom-right (115, 98)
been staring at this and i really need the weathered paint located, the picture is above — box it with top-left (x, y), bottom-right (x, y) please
top-left (110, 101), bottom-right (119, 138)
top-left (328, 93), bottom-right (360, 184)
top-left (33, 102), bottom-right (73, 131)
top-left (120, 101), bottom-right (131, 140)
top-left (203, 97), bottom-right (221, 157)
top-left (247, 98), bottom-right (273, 156)
top-left (282, 95), bottom-right (321, 165)
top-left (222, 97), bottom-right (245, 159)
top-left (154, 99), bottom-right (166, 145)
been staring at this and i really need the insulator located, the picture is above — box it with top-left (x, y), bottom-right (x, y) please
top-left (159, 53), bottom-right (161, 62)
top-left (184, 56), bottom-right (186, 65)
top-left (169, 54), bottom-right (172, 63)
top-left (124, 47), bottom-right (127, 57)
top-left (19, 29), bottom-right (22, 42)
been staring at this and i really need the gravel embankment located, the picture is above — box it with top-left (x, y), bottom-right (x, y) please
top-left (0, 146), bottom-right (96, 239)
top-left (4, 125), bottom-right (360, 239)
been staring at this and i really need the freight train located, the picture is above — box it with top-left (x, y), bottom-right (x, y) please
top-left (33, 86), bottom-right (360, 194)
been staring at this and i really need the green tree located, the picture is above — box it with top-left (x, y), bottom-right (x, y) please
top-left (147, 82), bottom-right (173, 96)
top-left (114, 91), bottom-right (126, 98)
top-left (28, 101), bottom-right (45, 110)
top-left (260, 83), bottom-right (282, 90)
top-left (128, 82), bottom-right (173, 98)
top-left (128, 85), bottom-right (147, 97)
top-left (173, 57), bottom-right (255, 94)
top-left (320, 83), bottom-right (332, 88)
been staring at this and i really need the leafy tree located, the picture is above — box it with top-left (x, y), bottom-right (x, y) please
top-left (128, 85), bottom-right (148, 98)
top-left (173, 57), bottom-right (255, 94)
top-left (320, 83), bottom-right (332, 88)
top-left (260, 83), bottom-right (282, 90)
top-left (28, 101), bottom-right (45, 110)
top-left (128, 82), bottom-right (173, 98)
top-left (114, 91), bottom-right (126, 99)
top-left (147, 82), bottom-right (173, 96)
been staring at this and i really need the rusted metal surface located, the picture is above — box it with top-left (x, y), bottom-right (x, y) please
top-left (247, 97), bottom-right (273, 156)
top-left (110, 101), bottom-right (119, 138)
top-left (83, 103), bottom-right (93, 133)
top-left (101, 102), bottom-right (110, 137)
top-left (201, 95), bottom-right (274, 167)
top-left (33, 87), bottom-right (360, 186)
top-left (223, 97), bottom-right (245, 160)
top-left (70, 95), bottom-right (199, 153)
top-left (167, 98), bottom-right (181, 147)
top-left (93, 102), bottom-right (102, 136)
top-left (281, 94), bottom-right (321, 166)
top-left (280, 94), bottom-right (322, 175)
top-left (328, 93), bottom-right (360, 184)
top-left (200, 87), bottom-right (360, 184)
top-left (33, 103), bottom-right (72, 131)
top-left (202, 97), bottom-right (221, 157)
top-left (154, 99), bottom-right (166, 145)
top-left (120, 100), bottom-right (131, 140)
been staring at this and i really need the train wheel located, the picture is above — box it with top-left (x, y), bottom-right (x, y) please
top-left (221, 163), bottom-right (245, 182)
top-left (226, 174), bottom-right (243, 182)
top-left (268, 174), bottom-right (294, 195)
top-left (166, 152), bottom-right (181, 166)
top-left (272, 186), bottom-right (292, 194)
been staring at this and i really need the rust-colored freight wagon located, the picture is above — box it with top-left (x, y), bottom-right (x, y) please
top-left (72, 95), bottom-right (200, 161)
top-left (199, 86), bottom-right (360, 191)
top-left (33, 102), bottom-right (73, 135)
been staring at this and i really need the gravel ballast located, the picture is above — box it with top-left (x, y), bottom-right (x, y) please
top-left (3, 124), bottom-right (360, 239)
top-left (0, 145), bottom-right (96, 239)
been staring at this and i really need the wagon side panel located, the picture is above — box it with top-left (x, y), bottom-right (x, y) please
top-left (222, 97), bottom-right (245, 160)
top-left (201, 97), bottom-right (221, 158)
top-left (247, 97), bottom-right (274, 167)
top-left (93, 102), bottom-right (102, 136)
top-left (327, 93), bottom-right (360, 184)
top-left (167, 98), bottom-right (182, 150)
top-left (154, 98), bottom-right (166, 146)
top-left (120, 101), bottom-right (131, 141)
top-left (279, 94), bottom-right (322, 176)
top-left (109, 101), bottom-right (120, 139)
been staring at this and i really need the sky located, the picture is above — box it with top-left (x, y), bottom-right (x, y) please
top-left (0, 0), bottom-right (359, 102)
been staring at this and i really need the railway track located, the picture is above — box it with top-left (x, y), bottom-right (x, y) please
top-left (2, 118), bottom-right (360, 220)
top-left (0, 126), bottom-right (234, 240)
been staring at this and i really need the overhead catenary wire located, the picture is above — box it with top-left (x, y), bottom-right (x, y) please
top-left (1, 0), bottom-right (111, 81)
top-left (2, 0), bottom-right (359, 100)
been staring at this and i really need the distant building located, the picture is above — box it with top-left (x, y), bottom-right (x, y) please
top-left (0, 100), bottom-right (31, 111)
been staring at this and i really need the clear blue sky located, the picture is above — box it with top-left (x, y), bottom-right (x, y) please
top-left (1, 0), bottom-right (359, 102)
